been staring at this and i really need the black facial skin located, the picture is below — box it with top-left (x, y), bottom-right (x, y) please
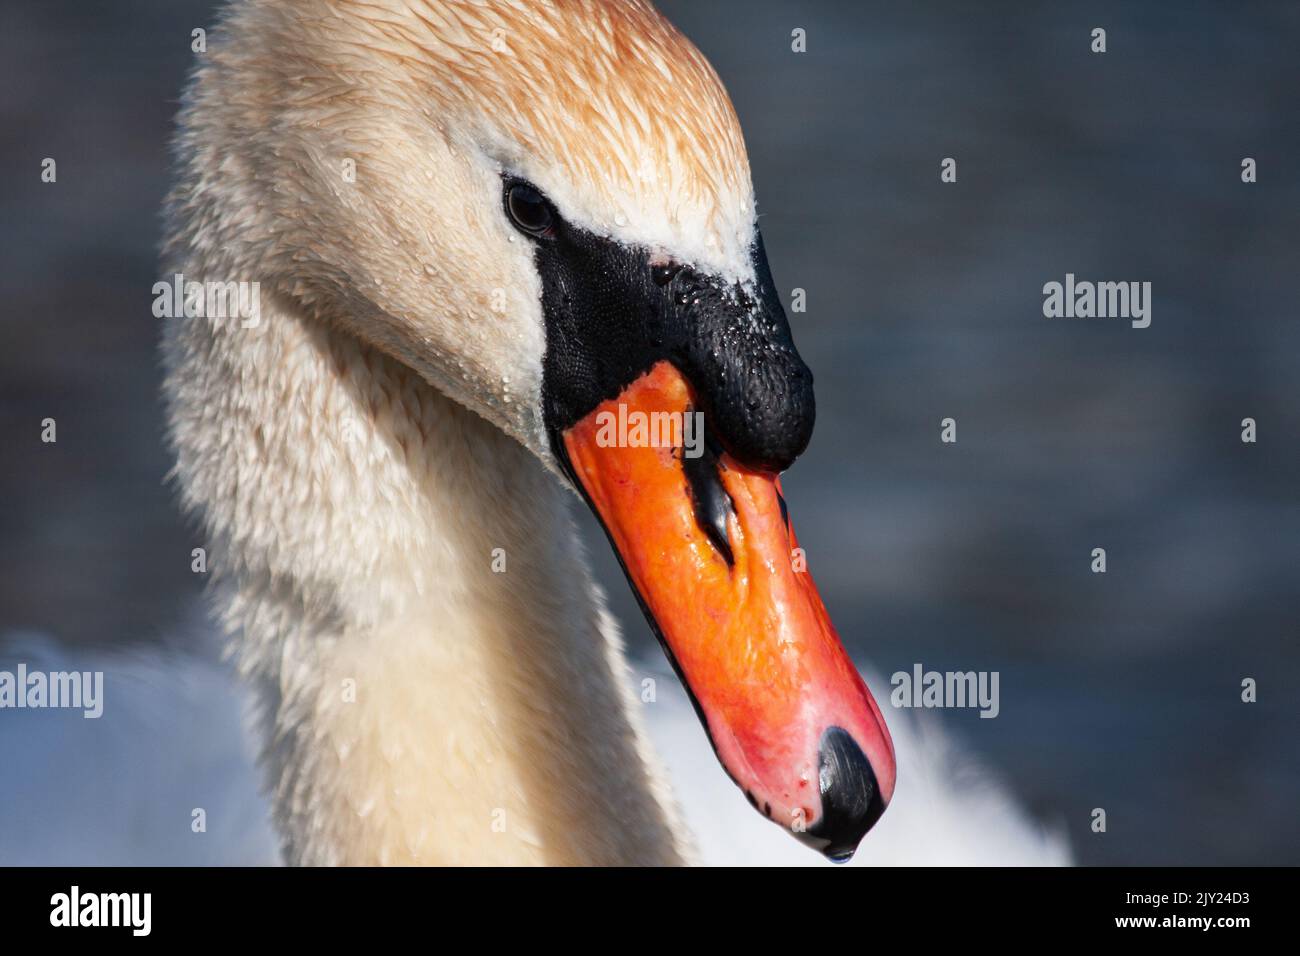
top-left (501, 178), bottom-right (816, 473)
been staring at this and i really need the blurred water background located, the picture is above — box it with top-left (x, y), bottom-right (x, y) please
top-left (1, 0), bottom-right (1297, 864)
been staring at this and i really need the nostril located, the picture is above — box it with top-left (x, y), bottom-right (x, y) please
top-left (681, 419), bottom-right (735, 566)
top-left (795, 726), bottom-right (887, 863)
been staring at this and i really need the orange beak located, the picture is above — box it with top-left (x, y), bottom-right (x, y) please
top-left (561, 361), bottom-right (895, 860)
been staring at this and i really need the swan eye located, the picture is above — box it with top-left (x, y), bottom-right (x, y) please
top-left (505, 182), bottom-right (555, 238)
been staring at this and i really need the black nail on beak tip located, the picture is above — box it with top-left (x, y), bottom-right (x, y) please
top-left (796, 726), bottom-right (887, 863)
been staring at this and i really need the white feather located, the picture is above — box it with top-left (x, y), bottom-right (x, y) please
top-left (0, 632), bottom-right (1068, 866)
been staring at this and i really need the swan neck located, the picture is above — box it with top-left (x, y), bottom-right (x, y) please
top-left (163, 299), bottom-right (687, 865)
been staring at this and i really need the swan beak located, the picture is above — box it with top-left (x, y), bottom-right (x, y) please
top-left (561, 361), bottom-right (896, 861)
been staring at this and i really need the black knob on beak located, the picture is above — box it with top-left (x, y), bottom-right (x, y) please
top-left (668, 233), bottom-right (815, 473)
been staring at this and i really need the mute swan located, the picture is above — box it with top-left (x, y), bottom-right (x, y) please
top-left (147, 0), bottom-right (1061, 866)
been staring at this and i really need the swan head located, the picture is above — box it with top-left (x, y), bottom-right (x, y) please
top-left (174, 0), bottom-right (894, 861)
